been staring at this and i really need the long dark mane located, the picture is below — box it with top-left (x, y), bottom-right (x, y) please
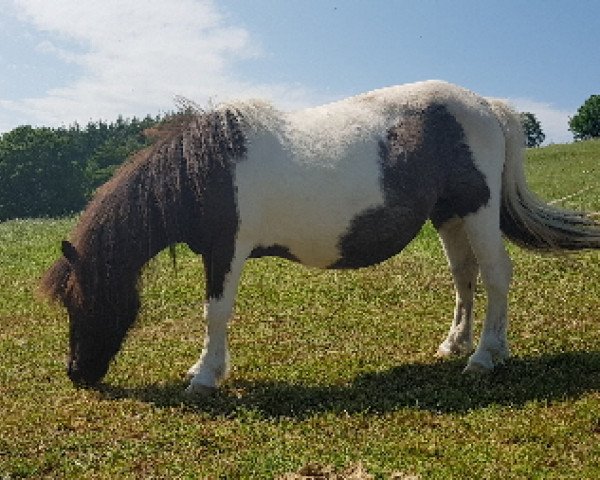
top-left (40, 108), bottom-right (246, 382)
top-left (42, 109), bottom-right (245, 299)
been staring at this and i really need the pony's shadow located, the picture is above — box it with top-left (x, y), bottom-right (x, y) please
top-left (99, 350), bottom-right (600, 418)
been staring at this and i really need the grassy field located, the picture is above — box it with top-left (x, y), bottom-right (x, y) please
top-left (1, 140), bottom-right (600, 479)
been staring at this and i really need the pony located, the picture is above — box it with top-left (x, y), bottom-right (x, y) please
top-left (40, 80), bottom-right (600, 395)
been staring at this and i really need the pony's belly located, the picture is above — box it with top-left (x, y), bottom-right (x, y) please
top-left (273, 235), bottom-right (344, 268)
top-left (234, 131), bottom-right (385, 269)
top-left (245, 208), bottom-right (377, 268)
top-left (246, 204), bottom-right (425, 269)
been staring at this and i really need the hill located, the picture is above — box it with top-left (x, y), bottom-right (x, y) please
top-left (525, 139), bottom-right (600, 211)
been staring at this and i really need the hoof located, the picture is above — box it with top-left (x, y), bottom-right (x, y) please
top-left (436, 344), bottom-right (453, 358)
top-left (436, 340), bottom-right (472, 358)
top-left (462, 361), bottom-right (492, 375)
top-left (463, 343), bottom-right (510, 374)
top-left (185, 382), bottom-right (218, 397)
top-left (186, 361), bottom-right (202, 380)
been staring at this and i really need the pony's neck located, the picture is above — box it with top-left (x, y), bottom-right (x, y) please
top-left (73, 108), bottom-right (247, 285)
top-left (76, 164), bottom-right (198, 294)
top-left (105, 170), bottom-right (197, 277)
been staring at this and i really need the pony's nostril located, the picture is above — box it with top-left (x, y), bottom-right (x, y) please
top-left (66, 358), bottom-right (82, 384)
top-left (66, 355), bottom-right (110, 387)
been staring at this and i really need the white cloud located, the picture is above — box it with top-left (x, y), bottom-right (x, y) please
top-left (0, 0), bottom-right (314, 130)
top-left (507, 97), bottom-right (574, 145)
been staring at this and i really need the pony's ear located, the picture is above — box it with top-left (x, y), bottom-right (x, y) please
top-left (61, 240), bottom-right (79, 265)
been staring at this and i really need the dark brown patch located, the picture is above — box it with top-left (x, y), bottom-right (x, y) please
top-left (249, 244), bottom-right (300, 262)
top-left (331, 104), bottom-right (489, 268)
top-left (40, 109), bottom-right (247, 385)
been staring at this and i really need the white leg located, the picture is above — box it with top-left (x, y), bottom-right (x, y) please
top-left (186, 301), bottom-right (233, 391)
top-left (186, 246), bottom-right (248, 395)
top-left (462, 207), bottom-right (513, 372)
top-left (436, 218), bottom-right (478, 357)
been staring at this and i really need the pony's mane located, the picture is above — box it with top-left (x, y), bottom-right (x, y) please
top-left (40, 108), bottom-right (247, 304)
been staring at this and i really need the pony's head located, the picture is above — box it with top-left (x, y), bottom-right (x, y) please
top-left (41, 239), bottom-right (140, 386)
top-left (38, 118), bottom-right (186, 387)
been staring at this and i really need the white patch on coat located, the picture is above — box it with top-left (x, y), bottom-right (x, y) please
top-left (231, 101), bottom-right (389, 267)
top-left (228, 80), bottom-right (502, 268)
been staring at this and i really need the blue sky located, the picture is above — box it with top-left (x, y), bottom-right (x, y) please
top-left (1, 0), bottom-right (599, 143)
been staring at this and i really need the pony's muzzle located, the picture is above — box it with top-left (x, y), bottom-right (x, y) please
top-left (66, 357), bottom-right (107, 387)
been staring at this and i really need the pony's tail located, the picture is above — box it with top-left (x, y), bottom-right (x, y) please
top-left (488, 99), bottom-right (600, 251)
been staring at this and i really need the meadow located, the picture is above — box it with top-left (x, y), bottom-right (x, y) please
top-left (1, 140), bottom-right (600, 478)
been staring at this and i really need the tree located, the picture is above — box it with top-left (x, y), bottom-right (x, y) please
top-left (520, 112), bottom-right (545, 147)
top-left (0, 114), bottom-right (159, 221)
top-left (82, 115), bottom-right (158, 193)
top-left (569, 95), bottom-right (600, 140)
top-left (0, 126), bottom-right (88, 221)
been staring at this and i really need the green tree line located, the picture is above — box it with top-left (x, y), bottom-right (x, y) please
top-left (0, 115), bottom-right (159, 221)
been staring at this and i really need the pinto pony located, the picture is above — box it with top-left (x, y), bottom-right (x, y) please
top-left (41, 81), bottom-right (600, 394)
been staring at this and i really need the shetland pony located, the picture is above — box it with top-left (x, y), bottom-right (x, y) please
top-left (41, 80), bottom-right (600, 395)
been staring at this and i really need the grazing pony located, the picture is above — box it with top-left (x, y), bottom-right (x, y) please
top-left (41, 80), bottom-right (600, 395)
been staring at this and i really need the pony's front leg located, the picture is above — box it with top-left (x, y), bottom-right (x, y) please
top-left (186, 246), bottom-right (249, 395)
top-left (436, 219), bottom-right (478, 357)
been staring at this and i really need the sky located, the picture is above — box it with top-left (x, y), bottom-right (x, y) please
top-left (1, 0), bottom-right (599, 144)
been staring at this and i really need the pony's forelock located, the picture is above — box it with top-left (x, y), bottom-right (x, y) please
top-left (39, 257), bottom-right (72, 303)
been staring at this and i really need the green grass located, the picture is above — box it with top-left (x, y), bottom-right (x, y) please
top-left (1, 140), bottom-right (600, 479)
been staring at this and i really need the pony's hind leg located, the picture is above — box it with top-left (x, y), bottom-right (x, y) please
top-left (462, 207), bottom-right (513, 372)
top-left (436, 218), bottom-right (478, 357)
top-left (186, 245), bottom-right (249, 395)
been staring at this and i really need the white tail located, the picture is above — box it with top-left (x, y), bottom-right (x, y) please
top-left (489, 100), bottom-right (600, 251)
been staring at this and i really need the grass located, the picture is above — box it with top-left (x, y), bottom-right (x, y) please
top-left (1, 140), bottom-right (600, 479)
